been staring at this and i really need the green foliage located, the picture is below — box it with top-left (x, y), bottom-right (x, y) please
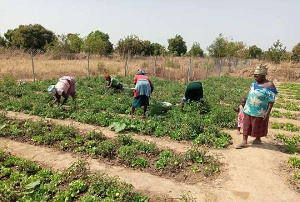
top-left (67, 33), bottom-right (83, 53)
top-left (168, 34), bottom-right (187, 56)
top-left (207, 34), bottom-right (228, 57)
top-left (288, 157), bottom-right (300, 168)
top-left (98, 140), bottom-right (115, 157)
top-left (131, 157), bottom-right (148, 168)
top-left (154, 150), bottom-right (183, 171)
top-left (115, 35), bottom-right (143, 56)
top-left (248, 45), bottom-right (263, 59)
top-left (263, 40), bottom-right (287, 63)
top-left (117, 145), bottom-right (137, 165)
top-left (82, 30), bottom-right (113, 55)
top-left (117, 134), bottom-right (133, 145)
top-left (8, 24), bottom-right (55, 50)
top-left (189, 42), bottom-right (204, 57)
top-left (291, 43), bottom-right (300, 62)
top-left (0, 35), bottom-right (6, 47)
top-left (276, 133), bottom-right (300, 154)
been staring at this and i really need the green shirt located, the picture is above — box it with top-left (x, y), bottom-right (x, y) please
top-left (185, 82), bottom-right (203, 100)
top-left (111, 78), bottom-right (119, 86)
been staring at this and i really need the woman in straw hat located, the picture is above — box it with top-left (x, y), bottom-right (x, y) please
top-left (236, 65), bottom-right (278, 149)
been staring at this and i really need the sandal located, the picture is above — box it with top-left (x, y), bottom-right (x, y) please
top-left (235, 143), bottom-right (247, 149)
top-left (252, 139), bottom-right (262, 144)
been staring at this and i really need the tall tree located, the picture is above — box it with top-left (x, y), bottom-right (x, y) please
top-left (115, 35), bottom-right (143, 56)
top-left (67, 33), bottom-right (82, 53)
top-left (7, 24), bottom-right (55, 50)
top-left (291, 43), bottom-right (300, 62)
top-left (189, 42), bottom-right (204, 57)
top-left (0, 35), bottom-right (6, 47)
top-left (168, 35), bottom-right (187, 56)
top-left (263, 40), bottom-right (286, 63)
top-left (207, 34), bottom-right (228, 57)
top-left (82, 30), bottom-right (113, 55)
top-left (248, 45), bottom-right (262, 59)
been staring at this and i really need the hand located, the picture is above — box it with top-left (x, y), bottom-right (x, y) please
top-left (262, 112), bottom-right (270, 120)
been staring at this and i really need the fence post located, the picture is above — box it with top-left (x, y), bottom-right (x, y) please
top-left (30, 50), bottom-right (36, 82)
top-left (124, 54), bottom-right (128, 76)
top-left (153, 56), bottom-right (157, 76)
top-left (219, 59), bottom-right (222, 76)
top-left (187, 57), bottom-right (192, 82)
top-left (87, 52), bottom-right (91, 77)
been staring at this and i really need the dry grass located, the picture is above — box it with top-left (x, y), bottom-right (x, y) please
top-left (2, 50), bottom-right (288, 82)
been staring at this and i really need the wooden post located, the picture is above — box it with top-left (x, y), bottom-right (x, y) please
top-left (30, 50), bottom-right (36, 82)
top-left (87, 52), bottom-right (91, 77)
top-left (153, 56), bottom-right (157, 76)
top-left (187, 57), bottom-right (192, 82)
top-left (124, 54), bottom-right (128, 76)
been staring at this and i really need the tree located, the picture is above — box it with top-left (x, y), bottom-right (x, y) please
top-left (248, 45), bottom-right (262, 59)
top-left (115, 35), bottom-right (143, 57)
top-left (189, 42), bottom-right (204, 57)
top-left (263, 40), bottom-right (286, 63)
top-left (140, 40), bottom-right (153, 56)
top-left (8, 24), bottom-right (55, 50)
top-left (291, 43), bottom-right (300, 62)
top-left (207, 34), bottom-right (228, 57)
top-left (0, 35), bottom-right (5, 47)
top-left (168, 35), bottom-right (187, 56)
top-left (82, 30), bottom-right (113, 55)
top-left (4, 29), bottom-right (14, 47)
top-left (67, 33), bottom-right (83, 53)
top-left (151, 43), bottom-right (163, 56)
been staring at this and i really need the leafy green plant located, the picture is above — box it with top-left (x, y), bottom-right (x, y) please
top-left (117, 134), bottom-right (133, 146)
top-left (98, 140), bottom-right (115, 157)
top-left (154, 150), bottom-right (183, 171)
top-left (117, 145), bottom-right (137, 165)
top-left (131, 157), bottom-right (148, 168)
top-left (69, 179), bottom-right (88, 197)
top-left (276, 134), bottom-right (300, 154)
top-left (288, 157), bottom-right (300, 168)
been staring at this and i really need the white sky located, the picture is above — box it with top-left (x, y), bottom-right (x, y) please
top-left (0, 0), bottom-right (299, 51)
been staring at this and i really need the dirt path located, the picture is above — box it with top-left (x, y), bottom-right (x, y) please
top-left (1, 111), bottom-right (299, 201)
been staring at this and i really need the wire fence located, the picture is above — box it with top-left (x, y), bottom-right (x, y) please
top-left (0, 48), bottom-right (254, 82)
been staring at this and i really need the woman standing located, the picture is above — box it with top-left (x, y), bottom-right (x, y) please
top-left (236, 65), bottom-right (278, 149)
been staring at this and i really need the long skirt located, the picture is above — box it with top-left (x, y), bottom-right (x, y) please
top-left (243, 113), bottom-right (269, 137)
top-left (132, 95), bottom-right (149, 108)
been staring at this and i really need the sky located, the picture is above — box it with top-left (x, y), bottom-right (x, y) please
top-left (0, 0), bottom-right (299, 52)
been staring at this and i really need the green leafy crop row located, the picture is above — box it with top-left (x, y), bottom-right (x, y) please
top-left (0, 115), bottom-right (220, 177)
top-left (0, 150), bottom-right (148, 201)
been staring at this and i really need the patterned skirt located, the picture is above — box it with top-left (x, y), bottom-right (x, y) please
top-left (243, 113), bottom-right (269, 137)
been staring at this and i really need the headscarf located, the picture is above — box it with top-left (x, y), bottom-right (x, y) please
top-left (47, 85), bottom-right (56, 95)
top-left (137, 69), bottom-right (148, 75)
top-left (254, 65), bottom-right (268, 75)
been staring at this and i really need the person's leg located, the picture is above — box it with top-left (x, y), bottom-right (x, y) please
top-left (236, 135), bottom-right (248, 149)
top-left (143, 105), bottom-right (147, 117)
top-left (131, 107), bottom-right (135, 116)
top-left (237, 127), bottom-right (241, 135)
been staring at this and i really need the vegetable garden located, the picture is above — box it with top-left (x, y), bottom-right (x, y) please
top-left (0, 75), bottom-right (300, 201)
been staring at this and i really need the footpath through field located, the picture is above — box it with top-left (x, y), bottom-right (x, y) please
top-left (1, 111), bottom-right (299, 201)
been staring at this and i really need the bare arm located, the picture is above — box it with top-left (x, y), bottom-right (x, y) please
top-left (263, 102), bottom-right (274, 120)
